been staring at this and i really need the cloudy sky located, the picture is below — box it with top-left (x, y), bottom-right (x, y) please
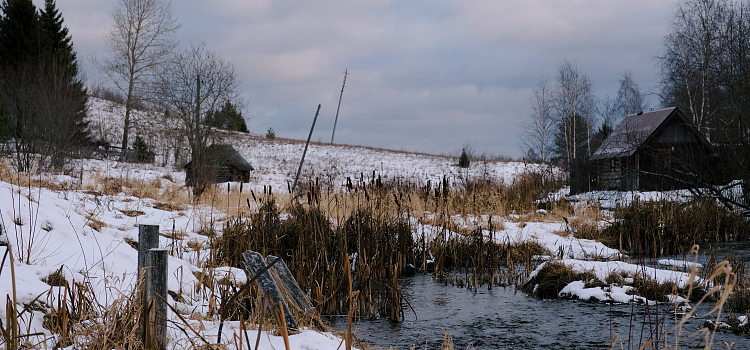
top-left (42, 0), bottom-right (677, 158)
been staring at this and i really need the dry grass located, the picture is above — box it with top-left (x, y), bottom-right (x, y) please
top-left (154, 201), bottom-right (184, 211)
top-left (84, 213), bottom-right (108, 232)
top-left (119, 209), bottom-right (145, 217)
top-left (603, 198), bottom-right (749, 256)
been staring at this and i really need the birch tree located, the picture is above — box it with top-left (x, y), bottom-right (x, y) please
top-left (616, 70), bottom-right (645, 118)
top-left (553, 60), bottom-right (593, 167)
top-left (520, 75), bottom-right (554, 163)
top-left (98, 0), bottom-right (179, 156)
top-left (659, 0), bottom-right (726, 136)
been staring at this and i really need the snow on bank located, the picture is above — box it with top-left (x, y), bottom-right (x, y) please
top-left (528, 258), bottom-right (698, 305)
top-left (0, 177), bottom-right (356, 349)
top-left (658, 258), bottom-right (703, 271)
top-left (566, 189), bottom-right (695, 209)
top-left (416, 218), bottom-right (620, 261)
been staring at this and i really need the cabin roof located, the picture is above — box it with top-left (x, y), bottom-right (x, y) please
top-left (210, 144), bottom-right (254, 171)
top-left (185, 144), bottom-right (254, 171)
top-left (589, 107), bottom-right (709, 160)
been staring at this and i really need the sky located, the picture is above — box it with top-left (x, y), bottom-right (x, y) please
top-left (41, 0), bottom-right (677, 159)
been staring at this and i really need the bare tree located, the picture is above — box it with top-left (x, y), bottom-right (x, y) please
top-left (659, 0), bottom-right (726, 136)
top-left (98, 0), bottom-right (179, 156)
top-left (154, 43), bottom-right (240, 195)
top-left (581, 75), bottom-right (596, 157)
top-left (520, 75), bottom-right (555, 163)
top-left (553, 59), bottom-right (594, 167)
top-left (616, 70), bottom-right (645, 119)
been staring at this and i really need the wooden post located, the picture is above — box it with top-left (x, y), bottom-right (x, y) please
top-left (292, 104), bottom-right (321, 193)
top-left (138, 224), bottom-right (159, 281)
top-left (330, 69), bottom-right (348, 144)
top-left (242, 251), bottom-right (298, 330)
top-left (145, 248), bottom-right (168, 350)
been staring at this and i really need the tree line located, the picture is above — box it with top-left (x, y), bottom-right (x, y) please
top-left (0, 0), bottom-right (248, 192)
top-left (520, 62), bottom-right (643, 169)
top-left (0, 0), bottom-right (87, 170)
top-left (521, 0), bottom-right (750, 208)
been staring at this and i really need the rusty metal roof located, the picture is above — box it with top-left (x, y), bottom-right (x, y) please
top-left (590, 107), bottom-right (677, 160)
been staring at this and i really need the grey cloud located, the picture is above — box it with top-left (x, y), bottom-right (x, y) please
top-left (41, 0), bottom-right (675, 158)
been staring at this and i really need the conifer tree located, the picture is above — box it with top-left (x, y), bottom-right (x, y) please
top-left (39, 0), bottom-right (78, 77)
top-left (459, 149), bottom-right (470, 168)
top-left (206, 101), bottom-right (248, 133)
top-left (0, 0), bottom-right (39, 68)
top-left (0, 0), bottom-right (89, 168)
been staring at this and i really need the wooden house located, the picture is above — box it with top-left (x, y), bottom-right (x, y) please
top-left (184, 144), bottom-right (254, 186)
top-left (585, 107), bottom-right (716, 192)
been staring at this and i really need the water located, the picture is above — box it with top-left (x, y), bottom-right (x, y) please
top-left (326, 273), bottom-right (750, 349)
top-left (657, 241), bottom-right (750, 266)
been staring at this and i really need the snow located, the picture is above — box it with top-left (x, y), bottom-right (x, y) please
top-left (566, 189), bottom-right (695, 209)
top-left (658, 258), bottom-right (703, 270)
top-left (529, 258), bottom-right (700, 305)
top-left (0, 178), bottom-right (359, 349)
top-left (0, 97), bottom-right (728, 348)
top-left (558, 280), bottom-right (649, 304)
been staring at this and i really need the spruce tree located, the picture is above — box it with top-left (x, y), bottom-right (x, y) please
top-left (459, 149), bottom-right (470, 168)
top-left (39, 0), bottom-right (77, 76)
top-left (0, 0), bottom-right (39, 68)
top-left (0, 0), bottom-right (90, 167)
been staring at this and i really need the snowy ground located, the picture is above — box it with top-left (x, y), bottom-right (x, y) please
top-left (0, 98), bottom-right (729, 348)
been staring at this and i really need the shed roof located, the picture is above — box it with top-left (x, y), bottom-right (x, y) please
top-left (185, 144), bottom-right (254, 171)
top-left (589, 107), bottom-right (706, 160)
top-left (208, 144), bottom-right (254, 171)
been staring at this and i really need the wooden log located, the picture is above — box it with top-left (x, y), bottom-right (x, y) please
top-left (242, 251), bottom-right (297, 330)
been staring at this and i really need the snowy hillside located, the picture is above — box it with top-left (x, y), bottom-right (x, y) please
top-left (84, 96), bottom-right (543, 193)
top-left (0, 97), bottom-right (548, 349)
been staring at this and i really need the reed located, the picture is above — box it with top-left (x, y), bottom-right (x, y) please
top-left (602, 198), bottom-right (749, 256)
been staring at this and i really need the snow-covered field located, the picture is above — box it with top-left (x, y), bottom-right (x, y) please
top-left (0, 97), bottom-right (733, 348)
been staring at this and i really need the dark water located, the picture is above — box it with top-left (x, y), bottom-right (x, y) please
top-left (325, 273), bottom-right (750, 349)
top-left (656, 241), bottom-right (750, 267)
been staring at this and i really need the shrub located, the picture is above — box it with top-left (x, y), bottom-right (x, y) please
top-left (132, 135), bottom-right (154, 163)
top-left (600, 198), bottom-right (750, 256)
top-left (265, 127), bottom-right (276, 139)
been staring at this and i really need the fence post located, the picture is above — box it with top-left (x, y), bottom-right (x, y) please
top-left (138, 224), bottom-right (160, 281)
top-left (145, 248), bottom-right (168, 350)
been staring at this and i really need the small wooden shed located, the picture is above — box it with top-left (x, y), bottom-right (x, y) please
top-left (586, 107), bottom-right (715, 192)
top-left (184, 144), bottom-right (254, 186)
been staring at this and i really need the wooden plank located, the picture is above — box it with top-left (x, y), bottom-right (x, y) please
top-left (242, 251), bottom-right (298, 330)
top-left (266, 255), bottom-right (314, 315)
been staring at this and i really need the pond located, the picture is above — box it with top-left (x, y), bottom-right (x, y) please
top-left (326, 273), bottom-right (750, 349)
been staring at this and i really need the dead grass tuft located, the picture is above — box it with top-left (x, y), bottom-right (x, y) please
top-left (520, 260), bottom-right (597, 299)
top-left (119, 209), bottom-right (145, 217)
top-left (42, 266), bottom-right (67, 287)
top-left (153, 201), bottom-right (184, 211)
top-left (85, 214), bottom-right (107, 232)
